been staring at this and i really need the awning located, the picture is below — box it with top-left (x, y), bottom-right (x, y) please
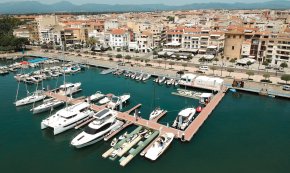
top-left (164, 42), bottom-right (181, 46)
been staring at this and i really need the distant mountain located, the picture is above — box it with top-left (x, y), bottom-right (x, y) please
top-left (0, 1), bottom-right (290, 14)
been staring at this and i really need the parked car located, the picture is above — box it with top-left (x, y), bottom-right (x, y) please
top-left (282, 85), bottom-right (290, 91)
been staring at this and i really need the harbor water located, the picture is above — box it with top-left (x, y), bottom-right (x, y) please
top-left (0, 64), bottom-right (290, 173)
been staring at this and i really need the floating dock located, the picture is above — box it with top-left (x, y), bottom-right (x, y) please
top-left (44, 86), bottom-right (228, 166)
top-left (120, 130), bottom-right (159, 167)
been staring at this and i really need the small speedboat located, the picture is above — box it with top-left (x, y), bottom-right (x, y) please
top-left (149, 107), bottom-right (164, 120)
top-left (110, 138), bottom-right (118, 147)
top-left (144, 133), bottom-right (174, 161)
top-left (118, 132), bottom-right (128, 140)
top-left (98, 96), bottom-right (111, 105)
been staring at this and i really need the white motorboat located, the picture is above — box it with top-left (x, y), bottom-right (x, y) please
top-left (56, 82), bottom-right (81, 96)
top-left (41, 102), bottom-right (94, 135)
top-left (85, 91), bottom-right (105, 102)
top-left (172, 108), bottom-right (196, 130)
top-left (130, 72), bottom-right (137, 79)
top-left (98, 96), bottom-right (111, 105)
top-left (158, 76), bottom-right (166, 84)
top-left (30, 98), bottom-right (64, 114)
top-left (165, 78), bottom-right (174, 85)
top-left (144, 133), bottom-right (174, 161)
top-left (15, 90), bottom-right (46, 107)
top-left (110, 138), bottom-right (118, 147)
top-left (142, 73), bottom-right (151, 81)
top-left (107, 94), bottom-right (130, 110)
top-left (149, 107), bottom-right (164, 120)
top-left (154, 76), bottom-right (165, 83)
top-left (71, 109), bottom-right (124, 148)
top-left (135, 73), bottom-right (143, 80)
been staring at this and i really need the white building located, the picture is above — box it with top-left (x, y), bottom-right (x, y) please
top-left (109, 29), bottom-right (129, 50)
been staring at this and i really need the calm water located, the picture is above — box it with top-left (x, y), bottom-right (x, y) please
top-left (0, 64), bottom-right (289, 173)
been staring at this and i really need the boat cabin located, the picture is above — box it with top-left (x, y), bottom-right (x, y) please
top-left (199, 93), bottom-right (213, 105)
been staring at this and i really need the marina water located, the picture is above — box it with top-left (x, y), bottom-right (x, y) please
top-left (0, 64), bottom-right (289, 173)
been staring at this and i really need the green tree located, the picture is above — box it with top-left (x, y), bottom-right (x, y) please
top-left (281, 74), bottom-right (290, 84)
top-left (246, 61), bottom-right (252, 67)
top-left (210, 66), bottom-right (217, 75)
top-left (182, 63), bottom-right (187, 70)
top-left (227, 69), bottom-right (234, 77)
top-left (229, 58), bottom-right (235, 65)
top-left (86, 37), bottom-right (97, 47)
top-left (125, 55), bottom-right (131, 62)
top-left (157, 60), bottom-right (162, 67)
top-left (116, 54), bottom-right (122, 59)
top-left (246, 71), bottom-right (254, 79)
top-left (280, 62), bottom-right (288, 69)
top-left (145, 59), bottom-right (150, 65)
top-left (169, 62), bottom-right (175, 69)
top-left (263, 73), bottom-right (270, 80)
top-left (262, 61), bottom-right (269, 66)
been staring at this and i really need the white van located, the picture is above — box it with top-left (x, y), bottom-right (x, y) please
top-left (199, 66), bottom-right (209, 71)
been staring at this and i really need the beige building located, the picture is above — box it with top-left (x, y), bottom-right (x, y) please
top-left (224, 31), bottom-right (245, 59)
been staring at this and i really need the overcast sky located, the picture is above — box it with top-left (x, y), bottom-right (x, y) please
top-left (0, 0), bottom-right (282, 5)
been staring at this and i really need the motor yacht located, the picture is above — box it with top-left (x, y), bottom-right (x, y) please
top-left (107, 94), bottom-right (130, 110)
top-left (41, 102), bottom-right (94, 135)
top-left (172, 108), bottom-right (196, 130)
top-left (85, 91), bottom-right (105, 102)
top-left (56, 82), bottom-right (81, 96)
top-left (71, 109), bottom-right (124, 148)
top-left (15, 90), bottom-right (46, 107)
top-left (144, 133), bottom-right (174, 161)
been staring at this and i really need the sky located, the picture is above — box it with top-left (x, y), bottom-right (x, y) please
top-left (0, 0), bottom-right (282, 5)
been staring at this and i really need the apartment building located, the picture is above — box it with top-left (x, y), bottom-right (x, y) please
top-left (109, 29), bottom-right (129, 50)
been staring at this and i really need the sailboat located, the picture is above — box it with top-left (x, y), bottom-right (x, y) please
top-left (14, 52), bottom-right (46, 107)
top-left (149, 82), bottom-right (165, 120)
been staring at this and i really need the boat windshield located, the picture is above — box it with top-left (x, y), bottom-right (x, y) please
top-left (111, 97), bottom-right (119, 103)
top-left (84, 123), bottom-right (112, 135)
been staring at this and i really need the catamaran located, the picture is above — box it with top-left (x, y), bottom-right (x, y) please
top-left (41, 102), bottom-right (94, 135)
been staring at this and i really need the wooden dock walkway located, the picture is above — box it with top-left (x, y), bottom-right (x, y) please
top-left (44, 86), bottom-right (227, 143)
top-left (183, 86), bottom-right (228, 141)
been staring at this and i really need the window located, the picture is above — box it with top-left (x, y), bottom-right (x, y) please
top-left (232, 46), bottom-right (235, 50)
top-left (233, 35), bottom-right (236, 39)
